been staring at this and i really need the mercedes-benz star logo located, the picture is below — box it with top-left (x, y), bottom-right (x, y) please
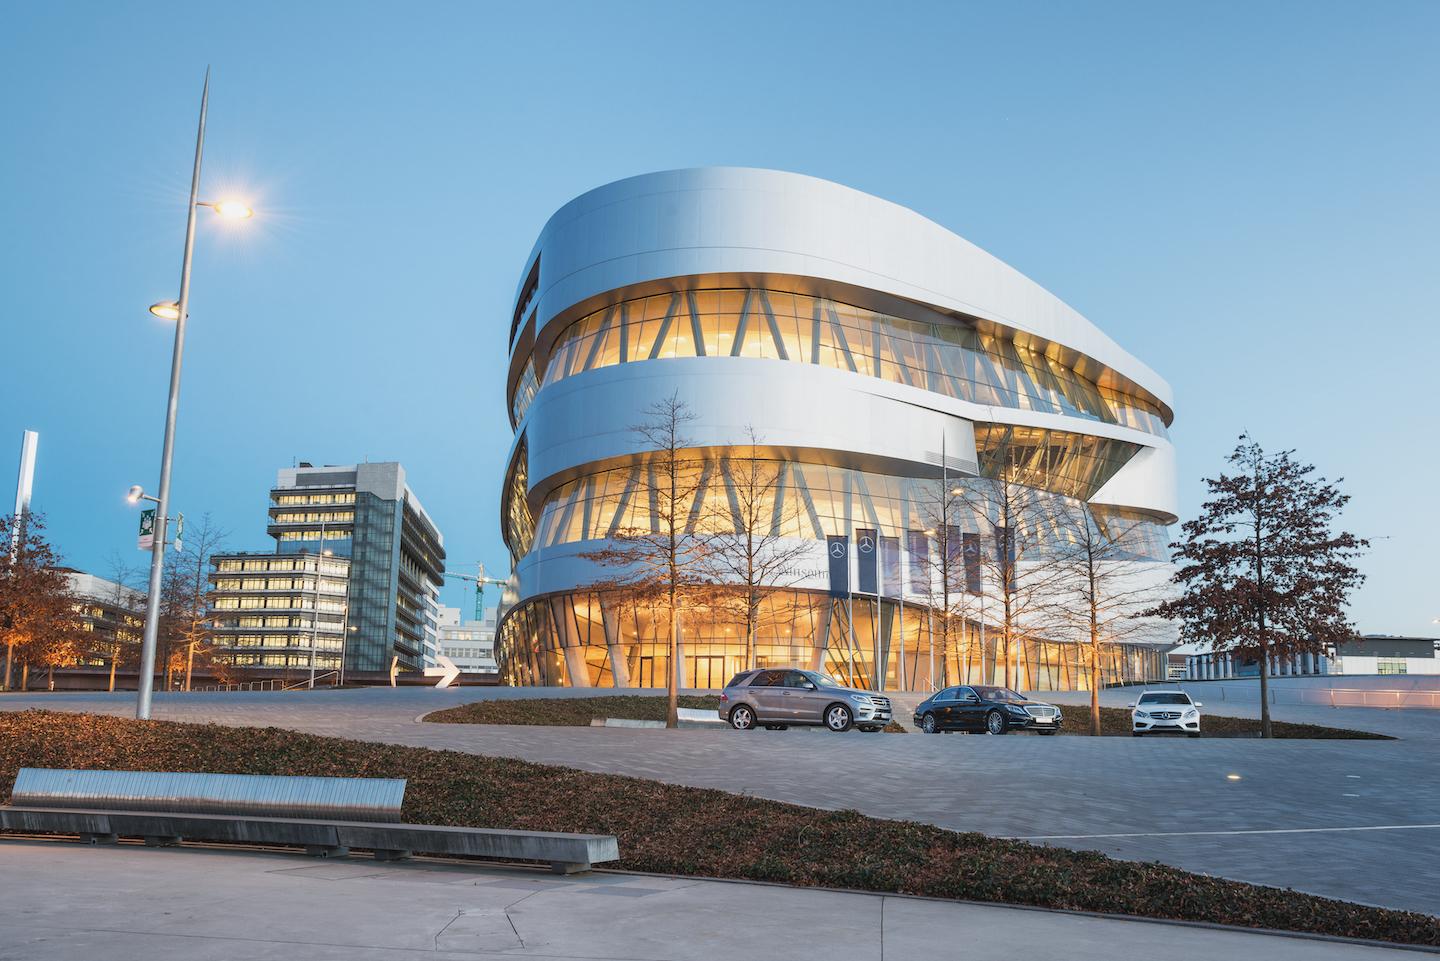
top-left (859, 535), bottom-right (874, 552)
top-left (830, 542), bottom-right (846, 558)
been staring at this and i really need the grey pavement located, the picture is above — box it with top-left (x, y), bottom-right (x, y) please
top-left (0, 839), bottom-right (1423, 961)
top-left (4, 687), bottom-right (1440, 916)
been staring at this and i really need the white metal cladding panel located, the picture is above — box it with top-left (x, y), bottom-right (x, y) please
top-left (522, 359), bottom-right (981, 500)
top-left (515, 167), bottom-right (1172, 413)
top-left (9, 768), bottom-right (406, 822)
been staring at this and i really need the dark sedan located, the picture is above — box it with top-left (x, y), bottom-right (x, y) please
top-left (913, 685), bottom-right (1063, 734)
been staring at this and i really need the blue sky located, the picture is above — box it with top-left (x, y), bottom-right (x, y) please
top-left (2, 1), bottom-right (1436, 633)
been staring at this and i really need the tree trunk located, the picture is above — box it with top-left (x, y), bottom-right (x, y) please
top-left (1089, 639), bottom-right (1101, 737)
top-left (1258, 641), bottom-right (1273, 738)
top-left (2, 639), bottom-right (13, 691)
top-left (20, 662), bottom-right (29, 691)
top-left (108, 648), bottom-right (119, 693)
top-left (185, 640), bottom-right (196, 692)
top-left (47, 663), bottom-right (54, 691)
top-left (667, 597), bottom-right (679, 729)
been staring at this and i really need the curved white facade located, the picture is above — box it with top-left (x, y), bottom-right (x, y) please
top-left (498, 168), bottom-right (1176, 692)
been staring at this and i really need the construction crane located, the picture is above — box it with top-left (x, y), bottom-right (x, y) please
top-left (443, 562), bottom-right (508, 623)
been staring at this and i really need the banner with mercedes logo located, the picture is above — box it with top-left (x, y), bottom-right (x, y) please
top-left (856, 527), bottom-right (878, 595)
top-left (826, 534), bottom-right (849, 597)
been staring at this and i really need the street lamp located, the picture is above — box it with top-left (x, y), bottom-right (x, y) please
top-left (131, 69), bottom-right (252, 720)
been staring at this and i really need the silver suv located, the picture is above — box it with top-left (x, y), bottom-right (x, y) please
top-left (718, 669), bottom-right (892, 732)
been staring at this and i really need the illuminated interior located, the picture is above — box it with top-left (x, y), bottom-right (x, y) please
top-left (527, 287), bottom-right (1170, 436)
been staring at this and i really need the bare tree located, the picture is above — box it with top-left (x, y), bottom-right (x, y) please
top-left (1052, 504), bottom-right (1173, 735)
top-left (102, 551), bottom-right (146, 692)
top-left (701, 426), bottom-right (814, 673)
top-left (960, 472), bottom-right (1069, 691)
top-left (582, 393), bottom-right (714, 728)
top-left (908, 477), bottom-right (976, 689)
top-left (160, 513), bottom-right (228, 692)
top-left (1151, 436), bottom-right (1366, 737)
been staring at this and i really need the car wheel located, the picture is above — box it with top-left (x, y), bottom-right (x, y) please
top-left (729, 705), bottom-right (756, 731)
top-left (985, 710), bottom-right (1007, 735)
top-left (825, 704), bottom-right (853, 732)
top-left (921, 712), bottom-right (938, 734)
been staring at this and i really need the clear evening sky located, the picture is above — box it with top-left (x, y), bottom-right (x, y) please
top-left (2, 1), bottom-right (1435, 633)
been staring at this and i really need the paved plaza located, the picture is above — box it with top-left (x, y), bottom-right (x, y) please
top-left (3, 685), bottom-right (1439, 917)
top-left (0, 839), bottom-right (1419, 961)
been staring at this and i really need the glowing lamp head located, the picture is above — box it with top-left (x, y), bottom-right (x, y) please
top-left (212, 201), bottom-right (254, 220)
top-left (127, 485), bottom-right (145, 505)
top-left (149, 301), bottom-right (182, 321)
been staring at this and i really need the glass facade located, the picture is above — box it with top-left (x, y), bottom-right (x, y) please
top-left (496, 588), bottom-right (1163, 692)
top-left (528, 457), bottom-right (1165, 558)
top-left (510, 358), bottom-right (539, 425)
top-left (530, 287), bottom-right (1169, 437)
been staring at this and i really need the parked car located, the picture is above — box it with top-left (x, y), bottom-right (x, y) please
top-left (718, 669), bottom-right (892, 732)
top-left (913, 685), bottom-right (1063, 734)
top-left (1129, 689), bottom-right (1202, 736)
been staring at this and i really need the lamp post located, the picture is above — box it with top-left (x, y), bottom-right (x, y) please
top-left (130, 70), bottom-right (252, 720)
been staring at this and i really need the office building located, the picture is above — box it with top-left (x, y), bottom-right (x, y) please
top-left (209, 462), bottom-right (445, 675)
top-left (497, 168), bottom-right (1177, 690)
top-left (436, 605), bottom-right (499, 674)
top-left (59, 569), bottom-right (144, 666)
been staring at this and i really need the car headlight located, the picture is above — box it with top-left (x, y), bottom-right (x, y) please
top-left (1007, 705), bottom-right (1029, 715)
top-left (849, 694), bottom-right (872, 704)
top-left (1134, 711), bottom-right (1150, 719)
top-left (1184, 709), bottom-right (1198, 718)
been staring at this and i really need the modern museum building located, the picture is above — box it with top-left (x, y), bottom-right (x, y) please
top-left (497, 167), bottom-right (1176, 692)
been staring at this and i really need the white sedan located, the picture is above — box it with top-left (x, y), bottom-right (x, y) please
top-left (1129, 690), bottom-right (1203, 737)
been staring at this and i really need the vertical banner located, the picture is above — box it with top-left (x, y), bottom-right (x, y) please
top-left (995, 525), bottom-right (1016, 592)
top-left (880, 535), bottom-right (901, 597)
top-left (962, 531), bottom-right (982, 594)
top-left (855, 527), bottom-right (878, 595)
top-left (905, 530), bottom-right (930, 594)
top-left (137, 508), bottom-right (156, 551)
top-left (944, 525), bottom-right (965, 593)
top-left (826, 535), bottom-right (850, 597)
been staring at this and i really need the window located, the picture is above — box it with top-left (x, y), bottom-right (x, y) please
top-left (1377, 658), bottom-right (1408, 675)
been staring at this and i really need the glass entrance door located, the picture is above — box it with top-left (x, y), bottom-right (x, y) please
top-left (688, 655), bottom-right (726, 690)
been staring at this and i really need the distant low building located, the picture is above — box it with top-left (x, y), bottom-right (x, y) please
top-left (1185, 635), bottom-right (1438, 680)
top-left (58, 569), bottom-right (145, 667)
top-left (436, 604), bottom-right (498, 674)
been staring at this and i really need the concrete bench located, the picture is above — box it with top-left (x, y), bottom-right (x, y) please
top-left (1, 768), bottom-right (619, 874)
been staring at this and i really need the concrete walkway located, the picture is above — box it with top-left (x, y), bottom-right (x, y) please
top-left (0, 839), bottom-right (1422, 960)
top-left (5, 687), bottom-right (1440, 916)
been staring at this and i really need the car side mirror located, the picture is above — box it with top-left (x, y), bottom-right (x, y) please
top-left (1195, 702), bottom-right (1203, 708)
top-left (802, 682), bottom-right (816, 690)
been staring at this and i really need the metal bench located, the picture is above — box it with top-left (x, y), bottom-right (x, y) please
top-left (1, 768), bottom-right (619, 874)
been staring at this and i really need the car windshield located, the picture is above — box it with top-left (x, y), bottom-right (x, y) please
top-left (1139, 693), bottom-right (1191, 705)
top-left (973, 686), bottom-right (1025, 702)
top-left (806, 671), bottom-right (843, 688)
